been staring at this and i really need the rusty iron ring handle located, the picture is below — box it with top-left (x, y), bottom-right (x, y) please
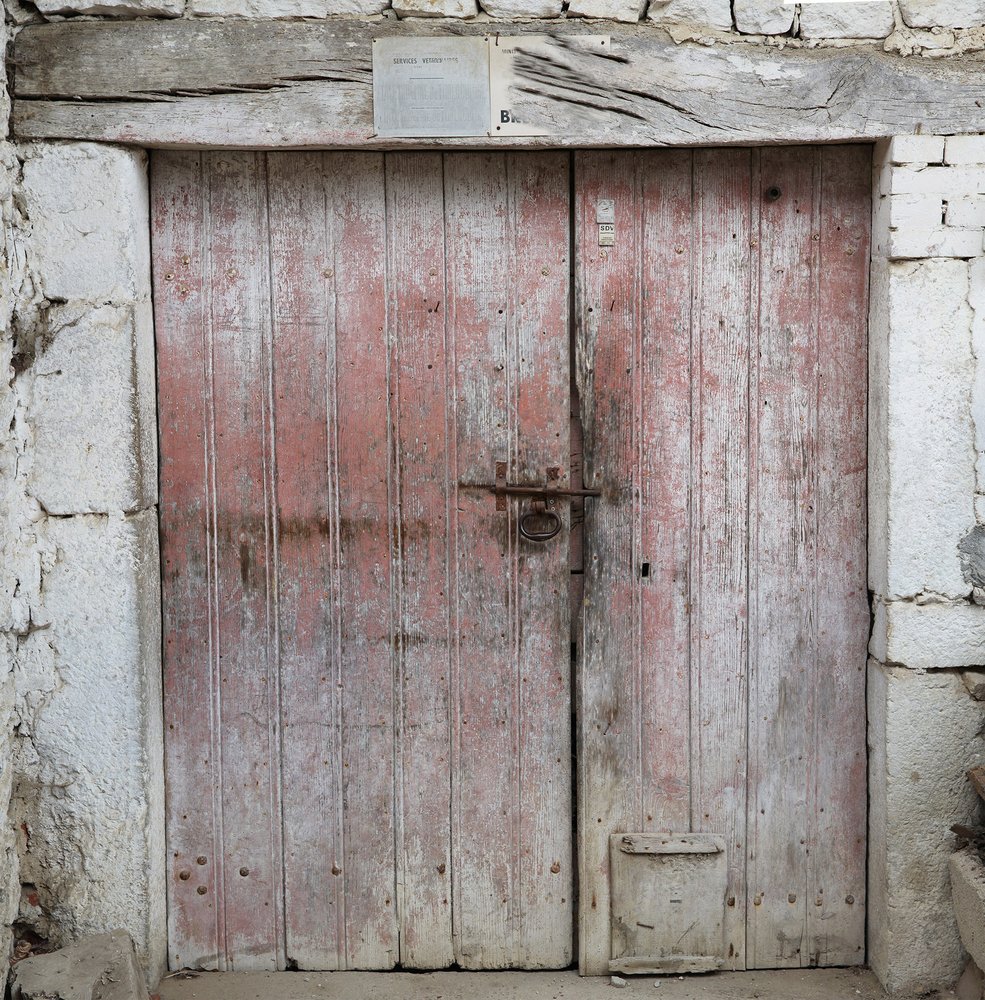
top-left (519, 508), bottom-right (562, 542)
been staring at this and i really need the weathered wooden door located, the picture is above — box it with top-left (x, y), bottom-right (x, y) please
top-left (153, 151), bottom-right (572, 971)
top-left (155, 146), bottom-right (869, 976)
top-left (575, 146), bottom-right (870, 974)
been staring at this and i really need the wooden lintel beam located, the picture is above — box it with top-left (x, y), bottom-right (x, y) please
top-left (12, 18), bottom-right (985, 148)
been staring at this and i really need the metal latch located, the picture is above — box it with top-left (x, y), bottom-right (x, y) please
top-left (490, 462), bottom-right (601, 542)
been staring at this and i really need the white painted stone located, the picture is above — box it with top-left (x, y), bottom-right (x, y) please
top-left (20, 144), bottom-right (150, 305)
top-left (868, 661), bottom-right (985, 997)
top-left (952, 851), bottom-right (985, 975)
top-left (889, 193), bottom-right (946, 230)
top-left (868, 258), bottom-right (975, 600)
top-left (970, 258), bottom-right (985, 497)
top-left (947, 136), bottom-right (985, 166)
top-left (888, 227), bottom-right (984, 259)
top-left (799, 2), bottom-right (894, 39)
top-left (899, 0), bottom-right (985, 29)
top-left (479, 0), bottom-right (562, 16)
top-left (13, 511), bottom-right (165, 983)
top-left (646, 0), bottom-right (732, 30)
top-left (949, 196), bottom-right (985, 229)
top-left (29, 301), bottom-right (156, 516)
top-left (887, 135), bottom-right (946, 167)
top-left (733, 0), bottom-right (793, 34)
top-left (189, 0), bottom-right (386, 15)
top-left (870, 600), bottom-right (985, 669)
top-left (890, 166), bottom-right (985, 197)
top-left (392, 0), bottom-right (477, 16)
top-left (976, 494), bottom-right (985, 524)
top-left (33, 0), bottom-right (182, 14)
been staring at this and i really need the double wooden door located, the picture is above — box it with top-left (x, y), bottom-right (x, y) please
top-left (153, 147), bottom-right (870, 974)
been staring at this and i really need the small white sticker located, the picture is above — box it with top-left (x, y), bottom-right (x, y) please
top-left (596, 199), bottom-right (615, 224)
top-left (598, 222), bottom-right (615, 247)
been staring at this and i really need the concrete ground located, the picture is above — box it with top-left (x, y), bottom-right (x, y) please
top-left (158, 968), bottom-right (941, 1000)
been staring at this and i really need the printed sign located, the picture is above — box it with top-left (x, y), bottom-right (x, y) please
top-left (373, 36), bottom-right (490, 138)
top-left (488, 34), bottom-right (610, 138)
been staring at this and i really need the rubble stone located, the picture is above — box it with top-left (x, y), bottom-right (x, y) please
top-left (899, 0), bottom-right (985, 29)
top-left (646, 0), bottom-right (732, 30)
top-left (11, 930), bottom-right (150, 1000)
top-left (799, 2), bottom-right (894, 39)
top-left (732, 0), bottom-right (793, 34)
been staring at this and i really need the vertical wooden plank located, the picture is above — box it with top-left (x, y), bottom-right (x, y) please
top-left (445, 152), bottom-right (572, 969)
top-left (385, 151), bottom-right (455, 970)
top-left (689, 148), bottom-right (752, 970)
top-left (508, 151), bottom-right (572, 967)
top-left (205, 151), bottom-right (283, 970)
top-left (575, 150), bottom-right (644, 976)
top-left (154, 150), bottom-right (224, 971)
top-left (329, 152), bottom-right (399, 970)
top-left (746, 146), bottom-right (818, 969)
top-left (637, 149), bottom-right (693, 842)
top-left (445, 152), bottom-right (517, 969)
top-left (265, 151), bottom-right (344, 970)
top-left (806, 144), bottom-right (869, 967)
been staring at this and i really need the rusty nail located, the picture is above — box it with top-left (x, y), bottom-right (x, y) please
top-left (196, 856), bottom-right (208, 865)
top-left (675, 246), bottom-right (685, 255)
top-left (541, 267), bottom-right (550, 276)
top-left (753, 893), bottom-right (763, 906)
top-left (437, 863), bottom-right (446, 875)
top-left (196, 886), bottom-right (207, 895)
top-left (331, 865), bottom-right (342, 876)
top-left (182, 255), bottom-right (191, 266)
top-left (788, 893), bottom-right (797, 904)
top-left (239, 867), bottom-right (250, 877)
top-left (550, 861), bottom-right (561, 874)
top-left (815, 897), bottom-right (823, 906)
top-left (164, 273), bottom-right (174, 281)
top-left (323, 269), bottom-right (333, 278)
top-left (727, 896), bottom-right (736, 907)
top-left (178, 870), bottom-right (191, 881)
top-left (846, 894), bottom-right (855, 905)
top-left (227, 268), bottom-right (238, 278)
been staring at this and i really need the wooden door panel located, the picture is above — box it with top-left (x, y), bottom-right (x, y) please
top-left (576, 146), bottom-right (869, 974)
top-left (154, 150), bottom-right (572, 972)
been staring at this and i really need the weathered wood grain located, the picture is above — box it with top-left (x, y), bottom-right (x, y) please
top-left (15, 19), bottom-right (985, 148)
top-left (156, 149), bottom-right (572, 972)
top-left (386, 151), bottom-right (455, 969)
top-left (154, 150), bottom-right (224, 972)
top-left (577, 147), bottom-right (868, 975)
top-left (805, 143), bottom-right (869, 968)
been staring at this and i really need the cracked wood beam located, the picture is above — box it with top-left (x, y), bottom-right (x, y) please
top-left (12, 18), bottom-right (985, 148)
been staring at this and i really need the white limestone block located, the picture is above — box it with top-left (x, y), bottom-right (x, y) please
top-left (899, 0), bottom-right (985, 29)
top-left (33, 0), bottom-right (182, 14)
top-left (888, 227), bottom-right (984, 259)
top-left (871, 600), bottom-right (985, 669)
top-left (646, 0), bottom-right (732, 30)
top-left (947, 195), bottom-right (985, 228)
top-left (946, 135), bottom-right (985, 166)
top-left (887, 135), bottom-right (946, 167)
top-left (799, 2), bottom-right (894, 39)
top-left (189, 0), bottom-right (386, 15)
top-left (868, 259), bottom-right (976, 601)
top-left (480, 0), bottom-right (562, 15)
top-left (868, 661), bottom-right (985, 996)
top-left (23, 511), bottom-right (164, 982)
top-left (21, 144), bottom-right (150, 304)
top-left (392, 0), bottom-right (477, 16)
top-left (889, 193), bottom-right (945, 230)
top-left (890, 166), bottom-right (985, 197)
top-left (951, 851), bottom-right (985, 975)
top-left (29, 302), bottom-right (156, 516)
top-left (733, 0), bottom-right (793, 34)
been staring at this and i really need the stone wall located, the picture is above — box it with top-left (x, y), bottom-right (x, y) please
top-left (868, 136), bottom-right (985, 996)
top-left (0, 138), bottom-right (165, 982)
top-left (4, 0), bottom-right (985, 49)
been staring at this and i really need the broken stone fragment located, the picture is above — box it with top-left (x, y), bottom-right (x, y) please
top-left (11, 930), bottom-right (150, 1000)
top-left (610, 974), bottom-right (629, 988)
